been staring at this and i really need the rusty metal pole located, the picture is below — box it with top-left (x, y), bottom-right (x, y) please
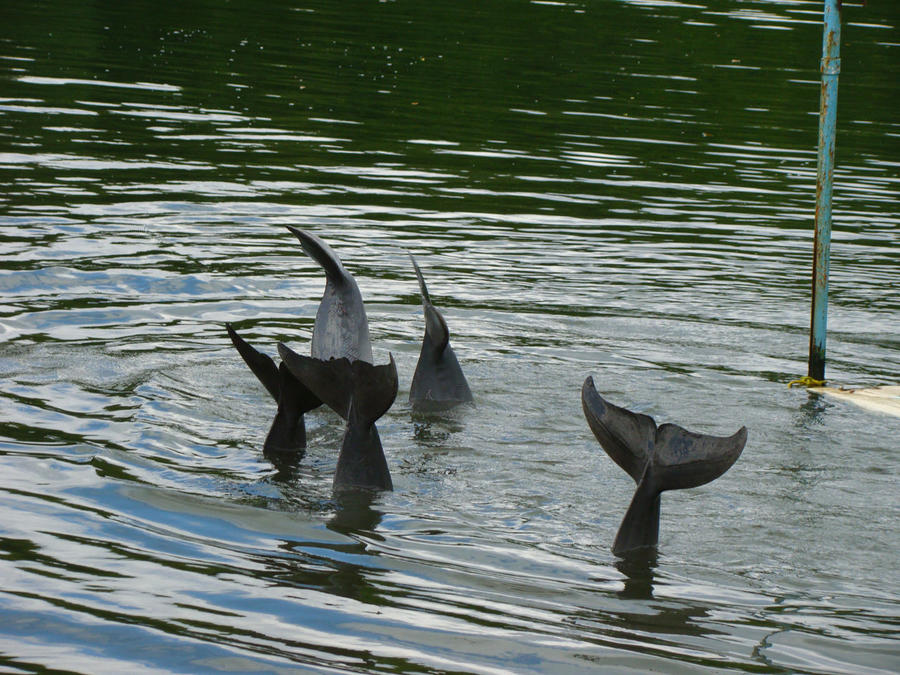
top-left (808, 0), bottom-right (842, 381)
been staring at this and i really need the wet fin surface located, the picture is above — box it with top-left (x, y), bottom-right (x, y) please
top-left (278, 343), bottom-right (397, 492)
top-left (581, 376), bottom-right (654, 482)
top-left (227, 324), bottom-right (320, 455)
top-left (582, 376), bottom-right (747, 555)
top-left (278, 344), bottom-right (397, 424)
top-left (408, 254), bottom-right (472, 409)
top-left (227, 323), bottom-right (280, 402)
top-left (612, 473), bottom-right (661, 555)
top-left (262, 363), bottom-right (320, 456)
top-left (286, 226), bottom-right (346, 288)
top-left (287, 227), bottom-right (373, 363)
top-left (277, 343), bottom-right (354, 419)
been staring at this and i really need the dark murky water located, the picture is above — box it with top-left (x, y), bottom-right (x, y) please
top-left (1, 1), bottom-right (898, 672)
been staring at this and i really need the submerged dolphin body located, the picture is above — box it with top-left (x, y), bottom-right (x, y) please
top-left (581, 376), bottom-right (747, 555)
top-left (408, 255), bottom-right (473, 411)
top-left (286, 226), bottom-right (373, 364)
top-left (278, 343), bottom-right (397, 492)
top-left (226, 323), bottom-right (320, 455)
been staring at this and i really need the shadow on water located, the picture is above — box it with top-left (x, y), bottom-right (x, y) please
top-left (794, 391), bottom-right (829, 430)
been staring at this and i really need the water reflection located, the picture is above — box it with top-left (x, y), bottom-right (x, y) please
top-left (328, 491), bottom-right (384, 536)
top-left (570, 550), bottom-right (730, 666)
top-left (615, 548), bottom-right (659, 601)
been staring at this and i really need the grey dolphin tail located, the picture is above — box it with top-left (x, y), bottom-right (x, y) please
top-left (227, 323), bottom-right (280, 401)
top-left (277, 343), bottom-right (397, 491)
top-left (226, 324), bottom-right (320, 455)
top-left (581, 376), bottom-right (747, 555)
top-left (277, 343), bottom-right (353, 418)
top-left (285, 227), bottom-right (373, 363)
top-left (408, 254), bottom-right (473, 410)
top-left (263, 363), bottom-right (320, 455)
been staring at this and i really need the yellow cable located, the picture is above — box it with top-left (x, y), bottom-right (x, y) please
top-left (787, 376), bottom-right (827, 388)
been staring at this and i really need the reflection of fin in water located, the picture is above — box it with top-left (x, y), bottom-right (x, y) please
top-left (278, 343), bottom-right (397, 492)
top-left (615, 547), bottom-right (658, 600)
top-left (286, 226), bottom-right (373, 363)
top-left (408, 254), bottom-right (473, 411)
top-left (582, 376), bottom-right (747, 556)
top-left (226, 323), bottom-right (320, 456)
top-left (329, 490), bottom-right (383, 533)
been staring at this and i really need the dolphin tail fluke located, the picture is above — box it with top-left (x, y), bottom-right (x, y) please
top-left (277, 344), bottom-right (398, 426)
top-left (286, 226), bottom-right (346, 286)
top-left (277, 343), bottom-right (353, 419)
top-left (350, 355), bottom-right (399, 426)
top-left (582, 376), bottom-right (747, 555)
top-left (581, 376), bottom-right (656, 482)
top-left (227, 323), bottom-right (280, 401)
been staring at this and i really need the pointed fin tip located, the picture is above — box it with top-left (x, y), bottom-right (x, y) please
top-left (227, 323), bottom-right (280, 401)
top-left (581, 376), bottom-right (656, 482)
top-left (408, 252), bottom-right (431, 304)
top-left (285, 226), bottom-right (346, 285)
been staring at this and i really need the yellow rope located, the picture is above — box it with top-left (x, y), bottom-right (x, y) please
top-left (788, 376), bottom-right (827, 388)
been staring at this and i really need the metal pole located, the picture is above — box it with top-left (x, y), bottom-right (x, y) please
top-left (808, 0), bottom-right (842, 381)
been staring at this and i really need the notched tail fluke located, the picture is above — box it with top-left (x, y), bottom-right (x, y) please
top-left (581, 376), bottom-right (747, 556)
top-left (350, 354), bottom-right (399, 425)
top-left (277, 343), bottom-right (397, 493)
top-left (277, 343), bottom-right (353, 419)
top-left (276, 344), bottom-right (398, 425)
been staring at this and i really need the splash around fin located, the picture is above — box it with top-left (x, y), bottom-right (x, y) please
top-left (581, 376), bottom-right (747, 555)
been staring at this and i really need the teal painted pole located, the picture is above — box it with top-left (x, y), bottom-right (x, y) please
top-left (808, 0), bottom-right (842, 381)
